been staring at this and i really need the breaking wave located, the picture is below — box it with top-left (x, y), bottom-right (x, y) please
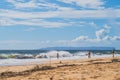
top-left (0, 50), bottom-right (120, 66)
top-left (0, 50), bottom-right (119, 59)
top-left (0, 50), bottom-right (90, 59)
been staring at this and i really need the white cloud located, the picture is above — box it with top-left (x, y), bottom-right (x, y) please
top-left (72, 36), bottom-right (88, 42)
top-left (58, 0), bottom-right (74, 4)
top-left (58, 0), bottom-right (104, 9)
top-left (95, 26), bottom-right (110, 40)
top-left (7, 0), bottom-right (38, 8)
top-left (104, 24), bottom-right (111, 29)
top-left (71, 25), bottom-right (111, 42)
top-left (95, 24), bottom-right (111, 40)
top-left (7, 0), bottom-right (59, 10)
top-left (0, 9), bottom-right (120, 20)
top-left (0, 17), bottom-right (99, 28)
top-left (102, 36), bottom-right (111, 40)
top-left (96, 29), bottom-right (107, 39)
top-left (57, 7), bottom-right (75, 11)
top-left (103, 36), bottom-right (120, 41)
top-left (0, 18), bottom-right (17, 26)
top-left (77, 0), bottom-right (104, 9)
top-left (111, 36), bottom-right (120, 40)
top-left (71, 24), bottom-right (120, 42)
top-left (0, 9), bottom-right (57, 19)
top-left (0, 18), bottom-right (85, 28)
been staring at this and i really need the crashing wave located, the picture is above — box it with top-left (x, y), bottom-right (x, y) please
top-left (14, 54), bottom-right (34, 59)
top-left (0, 51), bottom-right (94, 59)
top-left (35, 51), bottom-right (72, 58)
top-left (0, 54), bottom-right (8, 59)
top-left (0, 53), bottom-right (34, 59)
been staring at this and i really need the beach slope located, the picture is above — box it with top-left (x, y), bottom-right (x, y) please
top-left (0, 57), bottom-right (120, 80)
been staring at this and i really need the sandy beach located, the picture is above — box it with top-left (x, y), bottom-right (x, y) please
top-left (0, 57), bottom-right (120, 80)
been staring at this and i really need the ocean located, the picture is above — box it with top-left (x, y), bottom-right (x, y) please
top-left (0, 50), bottom-right (120, 66)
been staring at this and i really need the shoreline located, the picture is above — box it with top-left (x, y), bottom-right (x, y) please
top-left (0, 57), bottom-right (120, 80)
top-left (0, 56), bottom-right (119, 72)
top-left (0, 53), bottom-right (119, 66)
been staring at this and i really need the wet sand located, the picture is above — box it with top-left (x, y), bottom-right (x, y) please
top-left (0, 57), bottom-right (120, 80)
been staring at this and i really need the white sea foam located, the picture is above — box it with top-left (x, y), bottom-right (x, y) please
top-left (15, 54), bottom-right (34, 59)
top-left (0, 54), bottom-right (8, 59)
top-left (0, 51), bottom-right (120, 66)
top-left (0, 59), bottom-right (47, 66)
top-left (35, 51), bottom-right (72, 58)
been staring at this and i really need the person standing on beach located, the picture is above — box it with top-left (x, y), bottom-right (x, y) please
top-left (112, 50), bottom-right (115, 58)
top-left (57, 53), bottom-right (59, 59)
top-left (57, 53), bottom-right (62, 63)
top-left (88, 51), bottom-right (91, 58)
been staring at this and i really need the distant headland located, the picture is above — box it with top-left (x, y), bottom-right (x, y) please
top-left (40, 47), bottom-right (115, 51)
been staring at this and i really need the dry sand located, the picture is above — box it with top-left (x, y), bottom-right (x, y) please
top-left (0, 57), bottom-right (120, 80)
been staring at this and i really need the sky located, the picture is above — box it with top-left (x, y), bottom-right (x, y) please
top-left (0, 0), bottom-right (120, 50)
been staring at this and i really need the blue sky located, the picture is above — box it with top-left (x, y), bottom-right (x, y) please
top-left (0, 0), bottom-right (120, 49)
